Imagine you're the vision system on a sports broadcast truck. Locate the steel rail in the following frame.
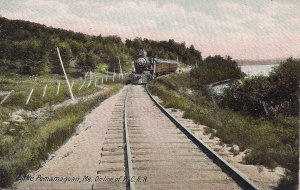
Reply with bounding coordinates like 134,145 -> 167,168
145,84 -> 260,190
123,88 -> 136,190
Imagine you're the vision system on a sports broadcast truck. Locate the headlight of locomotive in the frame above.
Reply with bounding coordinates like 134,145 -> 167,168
135,58 -> 147,68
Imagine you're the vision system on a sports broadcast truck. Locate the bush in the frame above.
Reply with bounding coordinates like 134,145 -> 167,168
221,76 -> 271,117
276,171 -> 299,190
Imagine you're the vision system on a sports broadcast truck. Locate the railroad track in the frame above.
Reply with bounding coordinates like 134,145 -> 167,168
95,85 -> 259,190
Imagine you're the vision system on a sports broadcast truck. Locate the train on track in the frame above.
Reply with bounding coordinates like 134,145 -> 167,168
131,49 -> 178,84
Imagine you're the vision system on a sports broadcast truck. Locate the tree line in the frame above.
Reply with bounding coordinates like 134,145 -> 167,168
125,38 -> 202,64
0,17 -> 202,76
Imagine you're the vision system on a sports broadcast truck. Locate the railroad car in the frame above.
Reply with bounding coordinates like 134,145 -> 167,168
131,49 -> 178,84
154,58 -> 178,76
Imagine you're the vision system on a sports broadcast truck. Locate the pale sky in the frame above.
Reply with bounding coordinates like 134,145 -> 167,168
0,0 -> 299,59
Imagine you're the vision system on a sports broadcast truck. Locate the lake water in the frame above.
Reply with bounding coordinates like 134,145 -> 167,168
239,64 -> 279,76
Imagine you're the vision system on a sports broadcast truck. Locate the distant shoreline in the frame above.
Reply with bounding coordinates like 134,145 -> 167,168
236,59 -> 283,66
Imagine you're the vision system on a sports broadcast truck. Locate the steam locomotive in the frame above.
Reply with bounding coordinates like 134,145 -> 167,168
131,49 -> 178,84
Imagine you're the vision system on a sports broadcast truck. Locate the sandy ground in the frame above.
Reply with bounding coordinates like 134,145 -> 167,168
152,95 -> 286,190
15,86 -> 128,189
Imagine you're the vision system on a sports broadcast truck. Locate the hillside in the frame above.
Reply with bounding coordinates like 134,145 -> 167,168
0,17 -> 202,76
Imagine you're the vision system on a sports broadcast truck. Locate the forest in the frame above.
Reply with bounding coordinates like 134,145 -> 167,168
0,17 -> 202,76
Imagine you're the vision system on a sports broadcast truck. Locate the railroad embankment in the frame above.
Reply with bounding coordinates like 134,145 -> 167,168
148,63 -> 298,190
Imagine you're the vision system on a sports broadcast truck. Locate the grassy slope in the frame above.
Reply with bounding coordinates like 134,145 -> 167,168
0,74 -> 118,110
0,83 -> 123,187
148,73 -> 298,189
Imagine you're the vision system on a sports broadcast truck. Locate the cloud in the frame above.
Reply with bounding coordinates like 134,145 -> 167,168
0,0 -> 299,59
